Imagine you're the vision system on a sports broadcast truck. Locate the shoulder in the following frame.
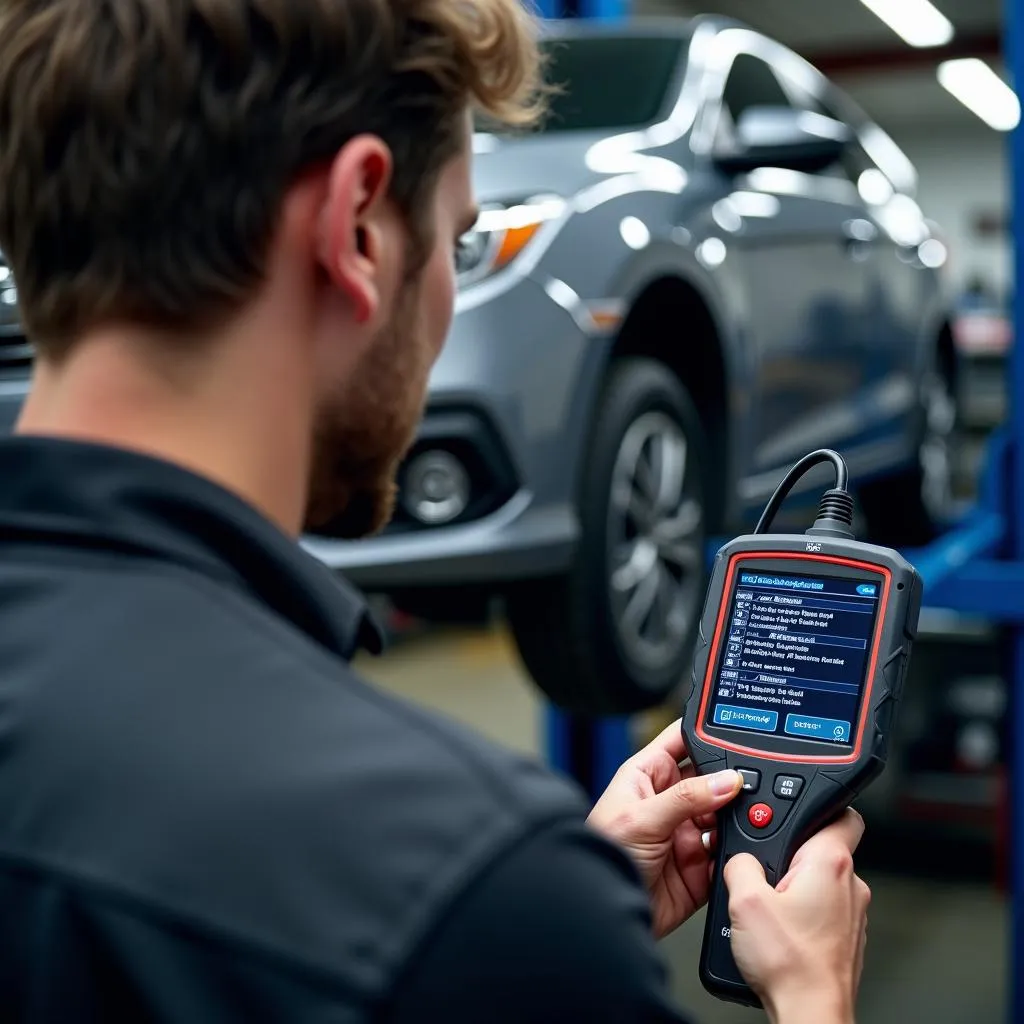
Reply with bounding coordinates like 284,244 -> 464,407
180,655 -> 596,1001
42,548 -> 588,830
78,564 -> 593,976
18,558 -> 596,997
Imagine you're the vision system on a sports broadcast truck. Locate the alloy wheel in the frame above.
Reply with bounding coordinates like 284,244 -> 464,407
607,411 -> 705,672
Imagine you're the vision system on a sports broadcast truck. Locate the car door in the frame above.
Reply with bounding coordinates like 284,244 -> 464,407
782,77 -> 926,481
692,32 -> 879,509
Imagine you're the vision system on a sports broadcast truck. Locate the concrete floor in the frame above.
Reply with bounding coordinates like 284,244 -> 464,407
356,622 -> 1009,1023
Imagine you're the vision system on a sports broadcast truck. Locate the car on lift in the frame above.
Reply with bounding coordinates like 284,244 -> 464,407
0,16 -> 958,716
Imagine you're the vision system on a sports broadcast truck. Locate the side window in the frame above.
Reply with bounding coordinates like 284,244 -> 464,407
724,54 -> 794,121
715,54 -> 794,151
768,68 -> 876,187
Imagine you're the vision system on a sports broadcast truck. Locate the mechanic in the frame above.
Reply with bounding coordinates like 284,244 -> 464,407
0,1 -> 869,1022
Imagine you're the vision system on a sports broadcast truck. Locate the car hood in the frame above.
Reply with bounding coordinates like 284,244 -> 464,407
471,130 -> 616,204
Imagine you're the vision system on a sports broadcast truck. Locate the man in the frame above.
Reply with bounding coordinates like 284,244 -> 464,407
0,1 -> 869,1021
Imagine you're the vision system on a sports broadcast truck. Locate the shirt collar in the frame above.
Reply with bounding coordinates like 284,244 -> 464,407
0,436 -> 385,660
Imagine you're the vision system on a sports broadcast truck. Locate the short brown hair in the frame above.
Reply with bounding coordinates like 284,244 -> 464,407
0,0 -> 545,355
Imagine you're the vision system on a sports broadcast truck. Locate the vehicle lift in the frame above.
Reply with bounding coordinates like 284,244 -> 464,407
537,0 -> 1024,1019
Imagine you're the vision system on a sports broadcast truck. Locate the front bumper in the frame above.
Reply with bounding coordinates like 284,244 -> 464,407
0,369 -> 579,588
303,489 -> 578,588
303,273 -> 606,590
0,273 -> 605,592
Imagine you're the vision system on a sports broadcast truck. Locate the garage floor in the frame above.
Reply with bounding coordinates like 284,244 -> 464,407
356,623 -> 1008,1024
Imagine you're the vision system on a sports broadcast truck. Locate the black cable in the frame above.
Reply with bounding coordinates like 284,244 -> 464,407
754,449 -> 851,536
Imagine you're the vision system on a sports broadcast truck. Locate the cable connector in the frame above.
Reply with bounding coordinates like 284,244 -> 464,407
754,449 -> 851,536
806,488 -> 856,540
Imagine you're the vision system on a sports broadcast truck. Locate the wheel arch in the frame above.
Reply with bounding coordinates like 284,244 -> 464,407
607,274 -> 732,531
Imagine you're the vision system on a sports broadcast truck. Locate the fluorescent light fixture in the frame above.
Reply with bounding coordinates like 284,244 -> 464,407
937,59 -> 1021,132
858,0 -> 954,48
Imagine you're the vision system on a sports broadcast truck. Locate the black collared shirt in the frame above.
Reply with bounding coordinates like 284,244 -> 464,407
0,437 -> 690,1023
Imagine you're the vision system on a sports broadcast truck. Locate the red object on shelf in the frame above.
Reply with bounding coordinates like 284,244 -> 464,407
953,312 -> 1013,357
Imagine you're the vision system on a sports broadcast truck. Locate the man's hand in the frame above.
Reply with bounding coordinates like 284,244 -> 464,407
725,809 -> 870,1024
587,720 -> 743,938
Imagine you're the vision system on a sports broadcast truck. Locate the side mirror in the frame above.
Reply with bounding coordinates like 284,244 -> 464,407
713,107 -> 853,176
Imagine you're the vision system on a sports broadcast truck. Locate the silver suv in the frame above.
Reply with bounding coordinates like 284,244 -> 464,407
0,17 -> 957,715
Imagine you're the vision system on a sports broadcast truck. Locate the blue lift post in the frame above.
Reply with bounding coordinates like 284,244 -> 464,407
1007,1 -> 1023,1019
531,0 -> 560,17
910,8 -> 1024,1015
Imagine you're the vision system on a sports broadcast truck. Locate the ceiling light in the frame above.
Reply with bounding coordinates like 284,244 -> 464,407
937,59 -> 1021,132
858,0 -> 954,48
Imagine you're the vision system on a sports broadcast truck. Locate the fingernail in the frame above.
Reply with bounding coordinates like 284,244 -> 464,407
709,769 -> 741,796
701,831 -> 712,851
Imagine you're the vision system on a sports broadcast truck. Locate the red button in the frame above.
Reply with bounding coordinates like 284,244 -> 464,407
748,803 -> 774,829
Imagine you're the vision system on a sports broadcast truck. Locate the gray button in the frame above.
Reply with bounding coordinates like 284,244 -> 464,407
737,768 -> 761,792
773,774 -> 805,800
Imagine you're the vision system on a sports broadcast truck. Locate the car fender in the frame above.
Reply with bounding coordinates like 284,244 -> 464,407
607,240 -> 746,391
523,180 -> 751,396
528,234 -> 749,526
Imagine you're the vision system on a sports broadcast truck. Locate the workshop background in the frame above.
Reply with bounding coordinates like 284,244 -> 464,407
358,2 -> 1014,1021
0,0 -> 1019,1020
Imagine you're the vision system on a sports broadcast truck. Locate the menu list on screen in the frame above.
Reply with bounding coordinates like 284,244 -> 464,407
707,568 -> 881,745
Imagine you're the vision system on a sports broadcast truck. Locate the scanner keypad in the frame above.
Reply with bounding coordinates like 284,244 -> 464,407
773,774 -> 805,801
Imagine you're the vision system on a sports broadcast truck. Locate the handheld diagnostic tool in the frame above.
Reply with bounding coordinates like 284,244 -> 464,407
681,450 -> 922,1007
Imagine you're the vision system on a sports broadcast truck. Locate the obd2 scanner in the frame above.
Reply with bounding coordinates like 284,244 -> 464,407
681,450 -> 922,1007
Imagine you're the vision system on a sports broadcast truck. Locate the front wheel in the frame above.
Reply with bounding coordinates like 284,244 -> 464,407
506,358 -> 710,715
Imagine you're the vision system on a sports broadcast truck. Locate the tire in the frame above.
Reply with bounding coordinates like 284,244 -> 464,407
858,362 -> 958,549
505,358 -> 710,715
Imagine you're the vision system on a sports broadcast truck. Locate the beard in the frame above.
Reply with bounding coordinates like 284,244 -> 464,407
303,276 -> 433,540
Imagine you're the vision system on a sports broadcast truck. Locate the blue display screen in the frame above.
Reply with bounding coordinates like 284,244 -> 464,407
706,569 -> 882,745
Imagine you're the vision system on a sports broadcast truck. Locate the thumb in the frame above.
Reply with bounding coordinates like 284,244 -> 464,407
723,851 -> 769,901
640,769 -> 743,837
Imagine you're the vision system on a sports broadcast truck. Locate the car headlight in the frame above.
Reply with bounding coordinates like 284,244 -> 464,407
456,196 -> 566,288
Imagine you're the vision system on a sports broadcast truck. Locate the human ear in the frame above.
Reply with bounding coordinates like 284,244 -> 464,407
317,135 -> 394,325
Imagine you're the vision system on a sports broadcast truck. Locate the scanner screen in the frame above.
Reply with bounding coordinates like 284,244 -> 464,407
705,568 -> 882,746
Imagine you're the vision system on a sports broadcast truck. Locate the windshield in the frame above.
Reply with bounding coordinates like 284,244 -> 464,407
477,34 -> 687,135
